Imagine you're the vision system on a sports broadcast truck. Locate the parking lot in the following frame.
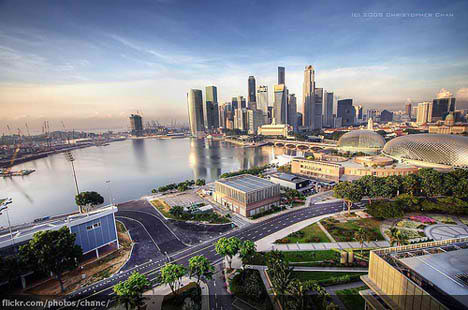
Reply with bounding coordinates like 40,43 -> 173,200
162,192 -> 205,207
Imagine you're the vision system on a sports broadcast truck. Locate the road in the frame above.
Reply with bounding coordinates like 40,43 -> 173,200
62,199 -> 349,309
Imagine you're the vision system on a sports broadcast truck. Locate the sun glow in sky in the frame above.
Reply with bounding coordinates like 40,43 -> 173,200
1,0 -> 468,133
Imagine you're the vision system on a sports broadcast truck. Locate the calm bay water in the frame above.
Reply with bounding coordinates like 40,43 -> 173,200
1,138 -> 290,226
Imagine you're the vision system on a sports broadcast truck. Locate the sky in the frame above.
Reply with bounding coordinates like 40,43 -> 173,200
1,0 -> 468,133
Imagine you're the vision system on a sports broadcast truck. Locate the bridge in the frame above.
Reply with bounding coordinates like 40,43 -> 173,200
266,139 -> 338,150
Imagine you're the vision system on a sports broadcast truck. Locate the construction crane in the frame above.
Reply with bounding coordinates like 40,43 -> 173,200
61,121 -> 70,145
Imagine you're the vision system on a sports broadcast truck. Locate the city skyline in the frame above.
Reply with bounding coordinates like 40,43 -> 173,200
1,0 -> 468,134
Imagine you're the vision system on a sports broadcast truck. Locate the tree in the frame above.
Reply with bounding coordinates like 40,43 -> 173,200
169,206 -> 184,217
195,179 -> 206,186
454,179 -> 468,199
215,237 -> 242,269
244,271 -> 264,302
75,191 -> 104,213
401,174 -> 421,196
188,255 -> 214,285
333,181 -> 364,215
266,250 -> 293,309
239,240 -> 257,268
418,168 -> 443,197
389,228 -> 408,247
384,175 -> 402,197
0,256 -> 22,288
354,228 -> 369,254
287,279 -> 311,310
113,272 -> 151,310
161,263 -> 187,295
19,226 -> 82,292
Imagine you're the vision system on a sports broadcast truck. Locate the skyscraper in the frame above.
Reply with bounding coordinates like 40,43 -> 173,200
314,87 -> 323,129
416,101 -> 432,124
287,94 -> 297,132
323,91 -> 333,127
278,66 -> 285,84
432,97 -> 456,121
337,99 -> 355,127
302,65 -> 315,128
204,86 -> 219,130
187,89 -> 204,136
248,76 -> 256,107
231,97 -> 238,110
237,96 -> 246,109
405,103 -> 412,118
380,109 -> 393,123
355,105 -> 363,122
247,109 -> 264,134
274,84 -> 288,124
257,85 -> 269,112
129,114 -> 144,136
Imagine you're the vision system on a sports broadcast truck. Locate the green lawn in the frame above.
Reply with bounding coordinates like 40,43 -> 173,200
336,285 -> 368,310
276,223 -> 330,243
291,271 -> 366,287
283,250 -> 337,262
321,218 -> 385,242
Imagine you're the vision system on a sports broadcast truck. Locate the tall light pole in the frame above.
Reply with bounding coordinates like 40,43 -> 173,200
64,151 -> 80,196
0,198 -> 15,250
105,180 -> 114,206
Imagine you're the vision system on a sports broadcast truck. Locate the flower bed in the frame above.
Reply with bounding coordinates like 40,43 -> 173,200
396,219 -> 424,229
409,215 -> 436,224
431,215 -> 457,224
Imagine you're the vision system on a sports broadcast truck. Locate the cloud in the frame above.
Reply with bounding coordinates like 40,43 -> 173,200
436,88 -> 453,99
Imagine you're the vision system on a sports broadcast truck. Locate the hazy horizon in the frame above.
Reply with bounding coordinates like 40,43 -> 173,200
1,0 -> 468,134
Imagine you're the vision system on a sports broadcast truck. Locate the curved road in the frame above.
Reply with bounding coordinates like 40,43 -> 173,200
62,200 -> 348,309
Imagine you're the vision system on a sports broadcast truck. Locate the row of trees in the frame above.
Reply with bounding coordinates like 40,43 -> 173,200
219,165 -> 269,179
152,179 -> 206,193
334,168 -> 468,214
114,254 -> 215,310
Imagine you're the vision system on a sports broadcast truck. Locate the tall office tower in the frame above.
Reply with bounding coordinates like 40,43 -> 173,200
248,76 -> 256,106
204,86 -> 218,130
278,66 -> 285,84
267,106 -> 273,124
237,96 -> 246,109
432,97 -> 456,121
287,94 -> 297,132
355,105 -> 363,122
313,87 -> 323,129
323,91 -> 334,128
247,109 -> 264,134
405,103 -> 412,119
380,109 -> 393,123
367,109 -> 377,121
231,97 -> 238,110
257,85 -> 269,120
187,89 -> 204,136
337,99 -> 355,127
302,65 -> 315,128
416,101 -> 433,124
274,84 -> 288,124
218,104 -> 226,128
296,113 -> 303,129
129,114 -> 144,136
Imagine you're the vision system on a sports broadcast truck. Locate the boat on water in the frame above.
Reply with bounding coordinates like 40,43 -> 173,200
0,169 -> 36,177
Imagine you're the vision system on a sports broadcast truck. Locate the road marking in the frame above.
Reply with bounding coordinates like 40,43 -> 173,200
115,216 -> 161,251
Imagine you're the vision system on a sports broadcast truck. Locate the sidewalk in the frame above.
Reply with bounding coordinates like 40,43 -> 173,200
245,265 -> 367,273
269,240 -> 389,252
144,276 -> 209,310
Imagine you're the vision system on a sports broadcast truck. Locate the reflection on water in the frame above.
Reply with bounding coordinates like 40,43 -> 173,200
1,138 -> 291,226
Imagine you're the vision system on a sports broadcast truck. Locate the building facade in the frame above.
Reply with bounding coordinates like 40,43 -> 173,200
214,174 -> 280,217
247,109 -> 264,134
269,173 -> 310,190
416,101 -> 433,124
129,114 -> 144,136
323,91 -> 334,128
337,99 -> 355,127
257,85 -> 269,116
274,84 -> 288,124
380,109 -> 393,123
187,89 -> 204,136
302,65 -> 315,128
287,93 -> 297,132
278,66 -> 285,84
204,86 -> 219,130
248,76 -> 256,108
258,123 -> 290,137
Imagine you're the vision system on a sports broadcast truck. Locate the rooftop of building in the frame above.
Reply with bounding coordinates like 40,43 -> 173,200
375,238 -> 468,308
216,174 -> 278,193
269,173 -> 308,183
0,205 -> 117,249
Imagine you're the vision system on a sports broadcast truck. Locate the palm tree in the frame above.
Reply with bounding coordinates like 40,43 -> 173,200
354,228 -> 368,254
396,230 -> 409,246
389,227 -> 400,246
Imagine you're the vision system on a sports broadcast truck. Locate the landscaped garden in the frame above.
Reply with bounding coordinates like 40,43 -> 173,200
321,217 -> 385,242
229,269 -> 273,310
292,271 -> 366,287
151,199 -> 231,224
275,223 -> 330,243
161,282 -> 201,310
336,285 -> 368,310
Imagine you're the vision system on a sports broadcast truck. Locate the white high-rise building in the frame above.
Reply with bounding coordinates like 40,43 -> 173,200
416,101 -> 433,124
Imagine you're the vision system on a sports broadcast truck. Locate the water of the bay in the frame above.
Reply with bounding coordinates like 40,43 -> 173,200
1,138 -> 293,226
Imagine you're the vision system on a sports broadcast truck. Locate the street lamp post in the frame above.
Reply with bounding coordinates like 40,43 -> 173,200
105,180 -> 114,206
64,151 -> 80,196
0,198 -> 15,250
